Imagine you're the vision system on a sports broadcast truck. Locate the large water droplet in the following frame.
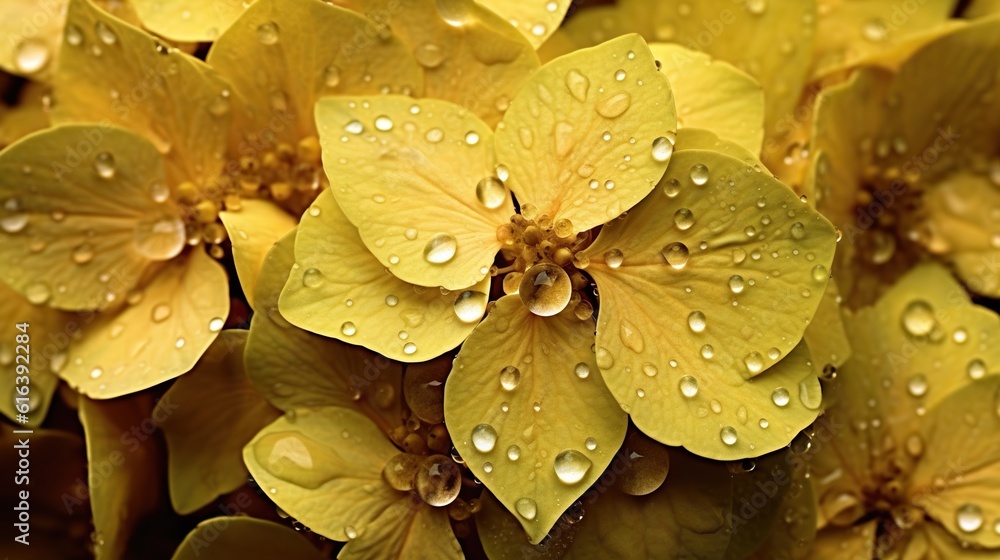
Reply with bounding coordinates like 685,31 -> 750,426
679,375 -> 699,398
907,374 -> 928,397
956,503 -> 984,533
515,498 -> 538,520
689,164 -> 709,185
382,452 -> 421,491
720,426 -> 738,446
476,177 -> 507,209
453,290 -> 487,323
574,362 -> 590,379
417,455 -> 462,506
471,423 -> 497,453
651,135 -> 675,163
554,449 -> 592,484
134,215 -> 186,261
604,248 -> 624,269
519,262 -> 572,317
771,387 -> 790,407
744,352 -> 764,374
423,233 -> 457,264
673,208 -> 694,230
14,38 -> 50,74
499,366 -> 521,391
901,300 -> 935,336
687,311 -> 706,333
661,242 -> 690,269
507,445 -> 521,461
967,359 -> 987,380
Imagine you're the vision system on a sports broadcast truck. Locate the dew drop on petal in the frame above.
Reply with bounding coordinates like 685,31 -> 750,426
341,322 -> 356,336
574,362 -> 590,379
689,164 -> 709,185
651,135 -> 675,162
604,248 -> 624,268
453,290 -> 487,323
499,366 -> 521,391
679,375 -> 699,398
374,115 -> 394,131
423,234 -> 457,264
515,498 -> 538,520
133,215 -> 187,261
471,423 -> 497,453
720,426 -> 738,446
771,387 -> 790,407
901,300 -> 936,336
476,177 -> 507,209
661,242 -> 690,269
14,38 -> 50,74
519,262 -> 571,317
687,311 -> 706,333
256,22 -> 280,45
302,268 -> 324,288
554,449 -> 592,484
956,503 -> 984,533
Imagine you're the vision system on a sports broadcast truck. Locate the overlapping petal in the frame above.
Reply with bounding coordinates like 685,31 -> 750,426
157,330 -> 280,514
246,230 -> 405,431
579,149 -> 835,457
279,191 -> 489,362
0,125 -> 178,311
444,295 -> 627,543
477,0 -> 570,48
315,95 -> 510,290
54,0 -> 232,187
495,33 -> 676,233
538,6 -> 628,63
172,517 -> 325,560
131,0 -> 247,43
219,199 -> 296,310
649,43 -> 764,154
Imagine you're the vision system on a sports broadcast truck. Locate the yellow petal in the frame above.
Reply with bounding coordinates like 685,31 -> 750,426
172,516 -> 325,560
54,0 -> 231,186
922,173 -> 1000,296
315,95 -> 510,290
244,408 -> 462,559
810,521 -> 877,559
579,148 -> 835,457
477,0 -> 570,48
0,125 -> 182,311
0,0 -> 66,78
649,43 -> 764,154
159,330 -> 280,514
477,449 -> 733,558
495,34 -> 676,233
619,0 -> 817,145
0,283 -> 70,426
909,376 -> 1000,549
803,278 -> 852,370
131,0 -> 246,42
219,200 -> 296,311
811,0 -> 955,78
336,0 -> 539,127
444,295 -> 627,543
206,0 -> 423,149
968,0 -> 1000,17
247,229 -> 405,432
79,393 -> 164,560
61,249 -> 230,399
537,6 -> 629,63
279,191 -> 488,362
0,82 -> 50,148
919,521 -> 1000,559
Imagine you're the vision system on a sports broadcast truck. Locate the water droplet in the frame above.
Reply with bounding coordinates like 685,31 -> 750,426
94,21 -> 118,45
700,345 -> 715,359
687,311 -> 706,333
345,120 -> 364,134
256,22 -> 280,45
417,455 -> 462,507
595,92 -> 631,118
902,300 -> 936,336
151,303 -> 171,323
673,208 -> 694,230
423,234 -> 457,264
519,262 -> 572,317
604,248 -> 624,268
585,438 -> 597,451
341,322 -> 356,336
729,275 -> 746,294
661,242 -> 690,269
771,387 -> 790,407
745,0 -> 767,15
554,449 -> 592,484
65,25 -> 84,47
414,42 -> 445,68
94,152 -> 115,179
956,503 -> 984,533
13,38 -> 50,74
134,215 -> 186,260
565,69 -> 590,102
25,282 -> 51,305
574,362 -> 590,379
499,366 -> 521,391
302,268 -> 324,288
651,135 -> 675,162
1,213 -> 28,233
403,342 -> 417,355
452,290 -> 487,323
689,164 -> 709,185
90,367 -> 103,379
679,376 -> 699,398
720,426 -> 738,446
464,131 -> 480,145
967,359 -> 987,380
614,69 -> 626,81
515,498 -> 538,520
476,177 -> 507,209
790,222 -> 806,240
619,318 -> 644,353
507,445 -> 521,460
72,244 -> 95,264
471,423 -> 497,453
744,352 -> 764,374
208,317 -> 224,332
374,115 -> 394,131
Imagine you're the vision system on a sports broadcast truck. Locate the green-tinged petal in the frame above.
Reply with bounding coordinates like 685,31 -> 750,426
810,264 -> 1000,529
649,43 -> 764,154
0,125 -> 180,311
0,284 -> 70,426
495,34 -> 675,233
909,376 -> 1000,549
538,6 -> 628,63
280,191 -> 488,362
247,230 -> 405,431
673,127 -> 767,167
922,173 -> 1000,296
61,249 -> 229,399
54,0 -> 231,186
809,521 -> 876,559
477,0 -> 569,47
477,449 -> 733,559
172,516 -> 325,560
80,393 -> 164,560
132,0 -> 247,43
444,295 -> 627,543
315,95 -> 510,290
244,411 -> 464,560
337,0 -> 539,127
803,279 -> 851,370
158,330 -> 280,514
619,0 -> 816,145
0,0 -> 66,78
579,148 -> 835,457
207,0 -> 422,150
219,200 -> 296,310
811,0 -> 957,78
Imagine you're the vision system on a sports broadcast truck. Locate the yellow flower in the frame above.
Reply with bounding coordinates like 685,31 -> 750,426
809,18 -> 1000,306
0,0 -> 231,398
172,517 -> 327,560
239,230 -> 465,559
809,264 -> 1000,558
279,34 -> 837,541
